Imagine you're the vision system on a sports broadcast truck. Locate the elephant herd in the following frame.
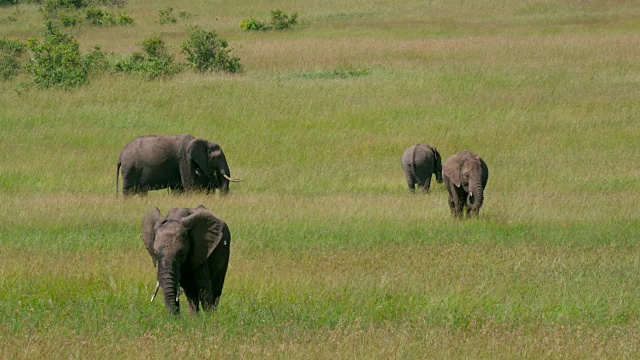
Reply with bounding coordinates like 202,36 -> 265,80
115,134 -> 488,314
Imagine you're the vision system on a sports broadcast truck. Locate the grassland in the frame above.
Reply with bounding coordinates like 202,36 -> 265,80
1,0 -> 640,358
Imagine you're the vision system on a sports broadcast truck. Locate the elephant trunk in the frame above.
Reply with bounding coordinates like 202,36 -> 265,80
158,262 -> 181,315
468,181 -> 484,211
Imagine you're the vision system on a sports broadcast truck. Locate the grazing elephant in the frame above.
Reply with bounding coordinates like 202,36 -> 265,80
401,144 -> 443,193
442,150 -> 489,218
142,205 -> 231,315
116,134 -> 241,196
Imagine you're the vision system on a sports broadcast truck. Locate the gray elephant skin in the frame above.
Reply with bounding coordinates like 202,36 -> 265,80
116,134 -> 241,196
401,144 -> 443,193
142,205 -> 231,314
442,150 -> 489,218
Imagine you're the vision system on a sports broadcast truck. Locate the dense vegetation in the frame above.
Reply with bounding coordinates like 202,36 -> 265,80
1,0 -> 639,358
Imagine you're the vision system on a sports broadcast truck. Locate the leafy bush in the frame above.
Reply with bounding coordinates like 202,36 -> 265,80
25,21 -> 88,88
115,11 -> 133,25
240,17 -> 268,31
158,7 -> 176,24
85,7 -> 112,25
58,11 -> 81,27
240,9 -> 298,32
0,0 -> 18,6
41,0 -> 87,16
114,35 -> 179,79
0,37 -> 25,80
270,9 -> 298,30
83,45 -> 109,73
181,27 -> 242,74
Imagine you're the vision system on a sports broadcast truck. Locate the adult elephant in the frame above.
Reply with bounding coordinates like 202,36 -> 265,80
142,205 -> 231,314
116,134 -> 241,196
401,144 -> 443,193
442,150 -> 489,218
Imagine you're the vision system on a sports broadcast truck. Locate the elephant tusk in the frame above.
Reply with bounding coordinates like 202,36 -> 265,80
150,281 -> 160,302
469,192 -> 474,197
223,174 -> 242,182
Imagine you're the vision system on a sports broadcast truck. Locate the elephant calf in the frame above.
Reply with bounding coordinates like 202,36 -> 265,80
142,205 -> 231,314
116,134 -> 241,196
442,150 -> 489,219
401,144 -> 443,193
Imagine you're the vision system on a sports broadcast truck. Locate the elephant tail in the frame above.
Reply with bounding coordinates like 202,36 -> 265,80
116,161 -> 121,197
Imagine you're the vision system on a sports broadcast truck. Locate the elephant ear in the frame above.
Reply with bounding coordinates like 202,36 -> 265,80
181,209 -> 225,270
443,155 -> 462,188
142,208 -> 163,261
187,138 -> 214,183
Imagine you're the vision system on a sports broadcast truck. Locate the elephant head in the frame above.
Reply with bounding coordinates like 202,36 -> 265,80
142,207 -> 226,314
443,150 -> 489,216
185,138 -> 241,194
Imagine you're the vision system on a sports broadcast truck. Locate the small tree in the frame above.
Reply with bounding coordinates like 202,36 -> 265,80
114,35 -> 180,79
25,21 -> 87,88
181,27 -> 241,74
0,37 -> 25,80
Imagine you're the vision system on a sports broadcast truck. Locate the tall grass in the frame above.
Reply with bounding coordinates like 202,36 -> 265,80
1,0 -> 639,358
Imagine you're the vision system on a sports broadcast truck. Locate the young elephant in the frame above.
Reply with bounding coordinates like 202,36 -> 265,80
401,144 -> 443,193
442,150 -> 489,218
142,205 -> 231,315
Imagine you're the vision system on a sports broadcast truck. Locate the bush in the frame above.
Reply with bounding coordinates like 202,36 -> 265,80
114,35 -> 179,79
181,27 -> 242,74
25,21 -> 88,88
270,9 -> 298,30
240,9 -> 298,32
240,17 -> 268,31
85,7 -> 113,25
83,45 -> 109,73
115,12 -> 133,25
158,7 -> 176,24
0,37 -> 25,80
0,0 -> 18,6
41,0 -> 87,16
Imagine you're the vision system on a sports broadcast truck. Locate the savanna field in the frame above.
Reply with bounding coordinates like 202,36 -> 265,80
1,0 -> 640,358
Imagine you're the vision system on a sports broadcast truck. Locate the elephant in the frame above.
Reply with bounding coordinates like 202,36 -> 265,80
401,144 -> 443,193
116,134 -> 241,196
442,150 -> 489,218
142,205 -> 231,314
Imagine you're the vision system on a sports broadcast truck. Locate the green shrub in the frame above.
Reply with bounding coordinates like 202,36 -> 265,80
85,7 -> 113,25
1,0 -> 18,6
58,11 -> 81,27
83,45 -> 109,73
41,0 -> 87,16
25,21 -> 88,88
240,17 -> 268,31
240,9 -> 298,32
158,7 -> 176,24
181,27 -> 242,74
115,11 -> 133,25
0,37 -> 25,80
270,9 -> 298,30
114,35 -> 179,79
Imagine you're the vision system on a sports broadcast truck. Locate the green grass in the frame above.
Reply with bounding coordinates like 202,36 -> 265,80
1,0 -> 640,358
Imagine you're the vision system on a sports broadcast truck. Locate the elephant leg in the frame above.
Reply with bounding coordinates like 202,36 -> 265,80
419,177 -> 432,193
405,173 -> 416,193
451,191 -> 465,218
210,263 -> 229,309
180,274 -> 200,313
196,267 -> 215,310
